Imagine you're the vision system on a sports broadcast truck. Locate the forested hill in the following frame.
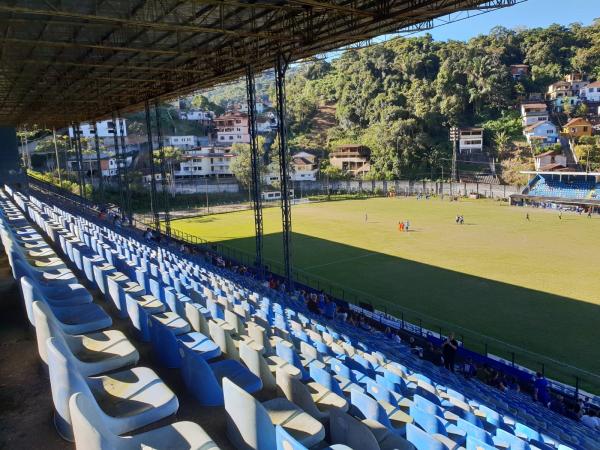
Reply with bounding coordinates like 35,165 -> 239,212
199,22 -> 600,180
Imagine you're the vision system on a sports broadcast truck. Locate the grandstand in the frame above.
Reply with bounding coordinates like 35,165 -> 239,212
512,171 -> 600,208
1,185 -> 599,450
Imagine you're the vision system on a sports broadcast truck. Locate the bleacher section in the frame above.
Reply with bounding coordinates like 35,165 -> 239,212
527,175 -> 596,200
1,185 -> 598,450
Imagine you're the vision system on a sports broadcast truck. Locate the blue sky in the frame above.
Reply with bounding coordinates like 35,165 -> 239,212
414,0 -> 596,41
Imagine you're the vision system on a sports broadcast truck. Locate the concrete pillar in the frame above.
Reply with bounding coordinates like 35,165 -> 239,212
0,127 -> 26,186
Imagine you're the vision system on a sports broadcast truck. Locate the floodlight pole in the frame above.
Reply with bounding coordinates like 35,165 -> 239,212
144,100 -> 160,232
246,64 -> 265,279
92,122 -> 104,204
275,53 -> 293,292
154,100 -> 171,237
111,111 -> 126,218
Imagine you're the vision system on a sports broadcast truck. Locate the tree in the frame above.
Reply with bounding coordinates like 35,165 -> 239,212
191,94 -> 225,115
493,130 -> 511,159
229,136 -> 267,187
574,136 -> 600,171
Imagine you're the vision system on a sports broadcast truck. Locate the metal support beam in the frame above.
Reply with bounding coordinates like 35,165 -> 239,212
154,100 -> 171,237
245,65 -> 264,278
111,111 -> 126,218
92,122 -> 104,204
274,53 -> 293,291
117,112 -> 132,221
74,122 -> 85,198
144,99 -> 160,231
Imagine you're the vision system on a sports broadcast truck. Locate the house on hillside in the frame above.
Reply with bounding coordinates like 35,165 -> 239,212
521,103 -> 549,126
533,150 -> 567,171
291,152 -> 318,181
329,144 -> 370,178
458,128 -> 484,155
581,81 -> 600,103
172,147 -> 235,178
523,121 -> 558,147
215,112 -> 250,145
163,135 -> 205,149
510,64 -> 529,81
562,117 -> 593,139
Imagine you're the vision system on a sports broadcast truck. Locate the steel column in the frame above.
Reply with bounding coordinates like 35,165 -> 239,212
144,99 -> 160,231
274,54 -> 293,291
117,112 -> 132,221
74,122 -> 85,198
92,122 -> 104,204
246,65 -> 264,278
111,111 -> 126,217
154,100 -> 171,237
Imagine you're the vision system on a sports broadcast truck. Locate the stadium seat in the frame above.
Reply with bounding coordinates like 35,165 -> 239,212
32,301 -> 138,374
69,393 -> 219,450
351,389 -> 412,437
46,337 -> 179,441
275,425 -> 352,450
148,314 -> 220,368
223,377 -> 325,450
20,276 -> 112,333
178,340 -> 262,406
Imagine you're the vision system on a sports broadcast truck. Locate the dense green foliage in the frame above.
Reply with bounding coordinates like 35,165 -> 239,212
194,22 -> 600,181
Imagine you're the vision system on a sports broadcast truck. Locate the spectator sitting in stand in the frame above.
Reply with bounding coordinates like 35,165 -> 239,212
306,295 -> 321,315
581,409 -> 600,430
461,358 -> 477,379
549,395 -> 566,415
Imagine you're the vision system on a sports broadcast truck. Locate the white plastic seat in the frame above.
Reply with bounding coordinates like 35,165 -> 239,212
69,393 -> 218,450
32,301 -> 138,375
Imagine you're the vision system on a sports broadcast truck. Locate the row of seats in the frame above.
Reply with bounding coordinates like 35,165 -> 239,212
2,185 -> 595,450
528,176 -> 596,199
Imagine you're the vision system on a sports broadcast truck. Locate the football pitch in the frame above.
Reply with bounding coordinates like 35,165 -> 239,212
170,197 -> 600,387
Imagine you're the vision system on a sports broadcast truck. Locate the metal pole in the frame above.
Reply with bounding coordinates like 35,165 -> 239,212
111,111 -> 126,217
74,123 -> 85,198
92,123 -> 104,204
52,128 -> 62,186
154,100 -> 171,237
246,65 -> 265,279
275,53 -> 293,291
144,100 -> 160,231
117,113 -> 132,221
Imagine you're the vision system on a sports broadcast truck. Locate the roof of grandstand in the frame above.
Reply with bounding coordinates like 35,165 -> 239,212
0,0 -> 518,127
521,171 -> 600,176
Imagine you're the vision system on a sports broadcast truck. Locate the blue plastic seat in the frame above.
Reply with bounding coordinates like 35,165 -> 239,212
406,423 -> 445,450
178,340 -> 261,406
409,405 -> 465,448
148,314 -> 220,368
275,426 -> 351,450
276,342 -> 310,381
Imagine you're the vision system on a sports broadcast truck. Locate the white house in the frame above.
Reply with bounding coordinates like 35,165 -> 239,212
179,109 -> 214,123
100,156 -> 133,177
291,152 -> 319,181
581,81 -> 600,103
521,103 -> 549,126
523,121 -> 558,147
533,150 -> 567,171
256,116 -> 277,133
458,128 -> 484,154
173,147 -> 235,178
163,135 -> 203,149
68,119 -> 127,138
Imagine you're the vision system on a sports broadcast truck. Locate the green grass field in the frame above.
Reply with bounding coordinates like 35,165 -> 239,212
170,197 -> 600,389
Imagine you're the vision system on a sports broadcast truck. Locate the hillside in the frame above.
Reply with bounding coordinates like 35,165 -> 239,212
176,21 -> 600,181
